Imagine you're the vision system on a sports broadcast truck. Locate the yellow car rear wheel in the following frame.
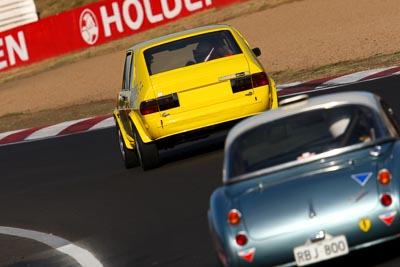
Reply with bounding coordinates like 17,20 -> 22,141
133,127 -> 160,171
117,127 -> 140,169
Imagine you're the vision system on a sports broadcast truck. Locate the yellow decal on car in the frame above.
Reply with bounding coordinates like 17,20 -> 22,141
359,218 -> 371,232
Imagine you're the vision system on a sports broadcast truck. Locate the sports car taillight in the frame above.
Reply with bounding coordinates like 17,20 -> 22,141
140,93 -> 180,115
381,193 -> 392,206
227,209 -> 241,225
378,169 -> 391,185
236,232 -> 248,246
231,72 -> 269,93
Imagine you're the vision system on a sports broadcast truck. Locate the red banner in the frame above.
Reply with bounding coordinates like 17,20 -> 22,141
0,0 -> 247,73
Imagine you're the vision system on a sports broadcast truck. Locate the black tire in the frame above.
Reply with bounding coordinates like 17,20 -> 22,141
133,127 -> 159,171
117,127 -> 140,169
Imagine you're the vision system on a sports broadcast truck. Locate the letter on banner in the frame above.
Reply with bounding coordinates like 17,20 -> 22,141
143,0 -> 163,23
185,0 -> 203,11
123,0 -> 144,30
101,2 -> 124,37
6,31 -> 29,66
161,0 -> 182,19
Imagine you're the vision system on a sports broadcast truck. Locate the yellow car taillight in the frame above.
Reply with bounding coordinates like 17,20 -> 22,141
140,93 -> 180,115
230,72 -> 269,93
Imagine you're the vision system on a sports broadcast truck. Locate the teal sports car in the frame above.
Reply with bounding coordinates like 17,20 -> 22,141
208,91 -> 400,267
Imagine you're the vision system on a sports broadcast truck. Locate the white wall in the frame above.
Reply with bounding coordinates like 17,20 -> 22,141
0,0 -> 38,32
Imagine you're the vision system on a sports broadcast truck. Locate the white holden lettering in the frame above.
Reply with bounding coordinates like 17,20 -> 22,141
123,0 -> 145,30
184,0 -> 203,11
161,0 -> 182,19
100,0 -> 213,35
100,2 -> 124,37
143,0 -> 163,23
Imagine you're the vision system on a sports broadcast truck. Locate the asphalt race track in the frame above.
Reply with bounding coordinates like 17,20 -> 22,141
2,74 -> 400,267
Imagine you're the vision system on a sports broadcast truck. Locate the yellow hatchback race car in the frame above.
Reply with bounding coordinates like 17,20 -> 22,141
113,24 -> 278,171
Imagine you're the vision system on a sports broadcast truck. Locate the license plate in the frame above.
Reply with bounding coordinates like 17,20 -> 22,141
293,235 -> 349,266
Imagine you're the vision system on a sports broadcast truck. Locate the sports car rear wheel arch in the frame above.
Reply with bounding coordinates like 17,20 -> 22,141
133,126 -> 160,171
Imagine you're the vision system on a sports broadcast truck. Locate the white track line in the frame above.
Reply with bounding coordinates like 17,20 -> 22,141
0,226 -> 103,267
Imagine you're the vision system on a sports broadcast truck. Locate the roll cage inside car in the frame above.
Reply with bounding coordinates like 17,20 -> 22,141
144,30 -> 242,75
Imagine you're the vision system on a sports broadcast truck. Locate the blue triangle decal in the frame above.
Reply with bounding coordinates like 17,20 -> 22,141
351,173 -> 372,186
